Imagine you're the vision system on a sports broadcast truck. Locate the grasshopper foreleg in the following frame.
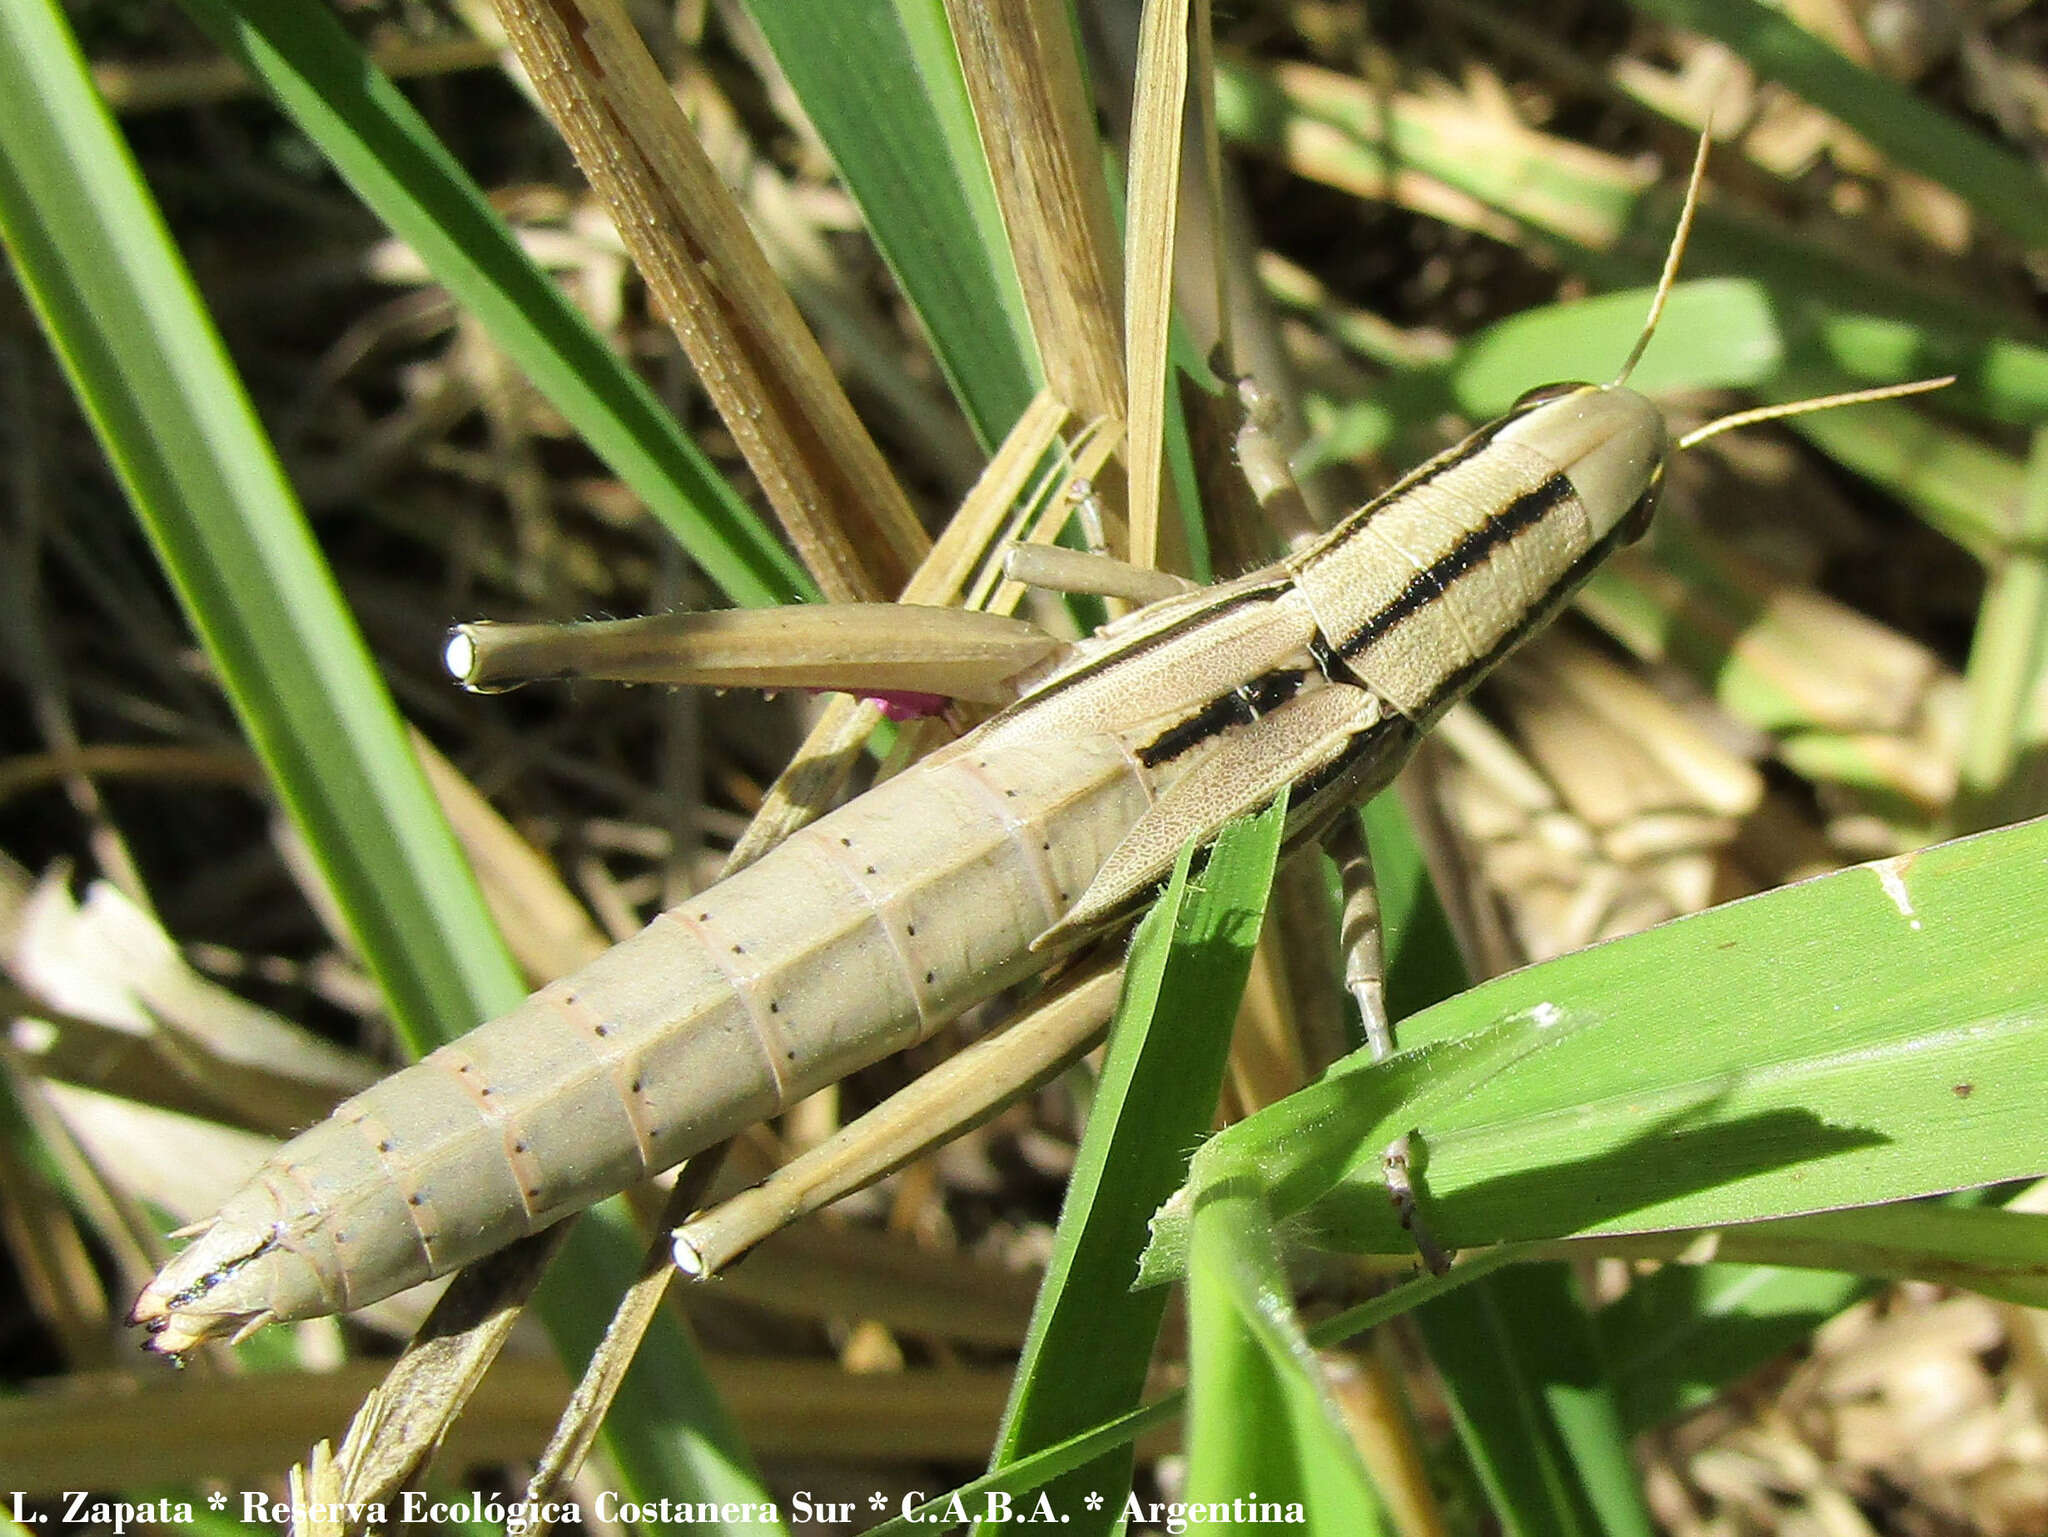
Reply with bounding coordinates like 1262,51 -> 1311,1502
1001,542 -> 1198,606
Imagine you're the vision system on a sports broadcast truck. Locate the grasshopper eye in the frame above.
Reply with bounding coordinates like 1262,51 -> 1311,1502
1512,381 -> 1591,412
1619,466 -> 1664,543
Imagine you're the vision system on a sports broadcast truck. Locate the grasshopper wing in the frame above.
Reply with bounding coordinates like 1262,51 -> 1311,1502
1037,680 -> 1384,946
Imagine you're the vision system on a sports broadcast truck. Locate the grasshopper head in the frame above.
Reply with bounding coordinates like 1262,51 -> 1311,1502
1494,381 -> 1668,546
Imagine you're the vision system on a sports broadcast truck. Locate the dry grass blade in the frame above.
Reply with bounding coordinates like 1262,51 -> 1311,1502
487,0 -> 926,601
9,874 -> 377,1135
4,1353 -> 1036,1490
942,0 -> 1126,426
515,1148 -> 726,1537
290,1441 -> 345,1537
1121,0 -> 1198,573
0,1059 -> 111,1367
912,390 -> 1077,608
975,419 -> 1126,614
718,693 -> 887,877
324,1223 -> 576,1521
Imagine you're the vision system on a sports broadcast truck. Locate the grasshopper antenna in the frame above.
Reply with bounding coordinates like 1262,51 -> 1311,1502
1611,125 -> 1714,390
1677,376 -> 1955,450
1607,124 -> 1955,448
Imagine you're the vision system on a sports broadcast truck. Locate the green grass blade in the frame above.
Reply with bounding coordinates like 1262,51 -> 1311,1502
1165,818 -> 2048,1261
1422,1271 -> 1655,1537
531,1212 -> 779,1528
980,798 -> 1286,1536
737,0 -> 1040,446
1957,427 -> 2048,828
868,1253 -> 1525,1537
1365,805 -> 1652,1537
180,0 -> 808,609
1184,1172 -> 1388,1536
0,4 -> 772,1515
1599,1198 -> 2048,1431
1598,1263 -> 1868,1432
1624,0 -> 2048,248
1453,277 -> 1782,410
0,0 -> 519,1051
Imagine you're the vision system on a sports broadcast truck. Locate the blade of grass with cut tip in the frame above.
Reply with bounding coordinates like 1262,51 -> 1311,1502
0,4 -> 771,1518
978,796 -> 1285,1537
180,0 -> 808,608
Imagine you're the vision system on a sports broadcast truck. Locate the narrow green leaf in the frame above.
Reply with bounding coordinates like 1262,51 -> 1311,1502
0,4 -> 772,1517
1423,1271 -> 1655,1537
737,0 -> 1040,445
1957,426 -> 2048,828
983,797 -> 1286,1536
180,0 -> 809,608
1184,1174 -> 1387,1536
0,0 -> 517,1063
1452,278 -> 1783,412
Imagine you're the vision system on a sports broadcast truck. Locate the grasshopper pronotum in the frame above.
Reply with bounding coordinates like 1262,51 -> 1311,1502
131,134 -> 1947,1357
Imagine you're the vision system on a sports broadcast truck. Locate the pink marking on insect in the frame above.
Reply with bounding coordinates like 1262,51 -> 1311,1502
793,687 -> 955,720
861,690 -> 953,721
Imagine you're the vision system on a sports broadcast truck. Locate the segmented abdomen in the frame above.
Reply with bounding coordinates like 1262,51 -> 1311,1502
138,732 -> 1152,1347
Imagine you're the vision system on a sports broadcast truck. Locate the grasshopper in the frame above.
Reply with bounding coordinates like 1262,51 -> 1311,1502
132,139 -> 1946,1356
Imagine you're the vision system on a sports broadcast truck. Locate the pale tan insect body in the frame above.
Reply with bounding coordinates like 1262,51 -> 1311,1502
134,386 -> 1670,1353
